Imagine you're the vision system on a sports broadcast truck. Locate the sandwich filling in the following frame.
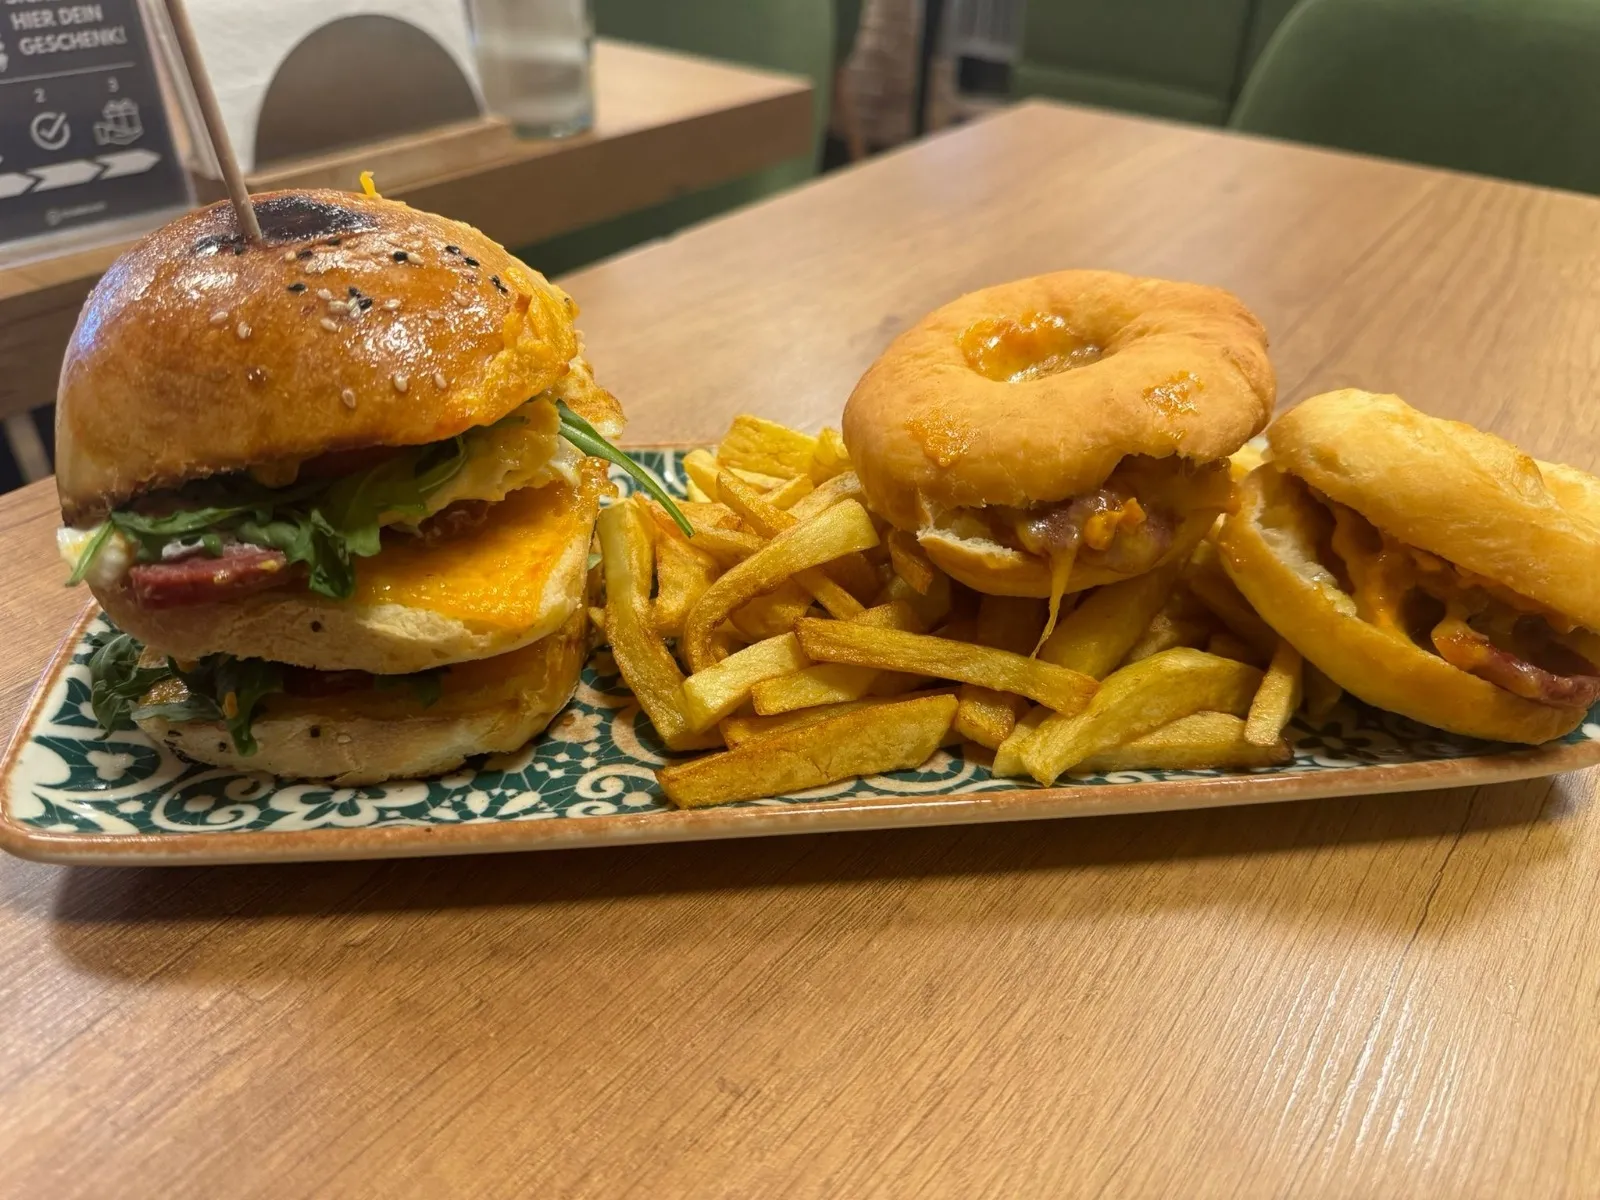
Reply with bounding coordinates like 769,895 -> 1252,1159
1298,475 -> 1600,709
923,455 -> 1234,637
58,393 -> 576,607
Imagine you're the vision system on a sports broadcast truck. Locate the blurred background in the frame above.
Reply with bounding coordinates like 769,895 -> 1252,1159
3,0 -> 1593,491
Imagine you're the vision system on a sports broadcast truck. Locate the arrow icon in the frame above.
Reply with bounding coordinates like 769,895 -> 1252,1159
97,148 -> 161,178
0,150 -> 165,201
30,160 -> 103,191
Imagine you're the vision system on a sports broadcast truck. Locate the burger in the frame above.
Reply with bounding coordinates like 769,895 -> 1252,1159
841,270 -> 1275,627
56,188 -> 676,785
1218,389 -> 1600,744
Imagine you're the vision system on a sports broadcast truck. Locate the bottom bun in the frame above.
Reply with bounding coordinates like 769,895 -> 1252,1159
919,507 -> 1217,598
1216,466 -> 1586,745
135,607 -> 592,786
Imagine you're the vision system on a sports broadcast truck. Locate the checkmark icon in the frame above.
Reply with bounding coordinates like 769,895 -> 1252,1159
30,111 -> 70,152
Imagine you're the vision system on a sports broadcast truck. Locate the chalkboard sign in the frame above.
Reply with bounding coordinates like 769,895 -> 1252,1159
0,0 -> 190,248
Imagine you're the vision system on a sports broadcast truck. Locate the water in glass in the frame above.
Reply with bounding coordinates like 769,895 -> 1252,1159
468,0 -> 594,138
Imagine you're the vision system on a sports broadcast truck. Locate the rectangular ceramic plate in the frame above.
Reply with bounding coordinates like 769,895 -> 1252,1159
5,451 -> 1599,866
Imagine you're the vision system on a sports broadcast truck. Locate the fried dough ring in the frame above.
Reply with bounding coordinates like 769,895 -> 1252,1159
1217,465 -> 1586,745
842,270 -> 1275,536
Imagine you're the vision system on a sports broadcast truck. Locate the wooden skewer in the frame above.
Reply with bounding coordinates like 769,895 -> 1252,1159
160,0 -> 261,244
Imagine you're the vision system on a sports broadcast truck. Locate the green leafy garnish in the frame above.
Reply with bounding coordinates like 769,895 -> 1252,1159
66,396 -> 690,597
85,631 -> 171,734
66,523 -> 116,586
73,437 -> 468,601
557,401 -> 694,537
133,657 -> 285,756
87,631 -> 452,755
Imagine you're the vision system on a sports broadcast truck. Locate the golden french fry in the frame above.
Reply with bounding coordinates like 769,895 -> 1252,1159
721,687 -> 958,749
811,426 -> 852,481
676,526 -> 764,568
1245,640 -> 1304,747
886,530 -> 937,595
787,470 -> 864,521
1080,712 -> 1290,772
975,594 -> 1047,655
651,534 -> 720,638
953,686 -> 1030,749
729,580 -> 814,640
659,694 -> 958,808
682,500 -> 881,672
1207,630 -> 1264,666
750,601 -> 924,714
598,501 -> 721,752
685,479 -> 714,504
1302,661 -> 1342,724
727,467 -> 788,490
1187,540 -> 1280,659
1021,648 -> 1262,785
952,595 -> 1046,748
716,414 -> 818,479
1040,557 -> 1186,678
678,501 -> 744,529
1121,587 -> 1218,666
642,500 -> 758,566
717,469 -> 871,618
794,619 -> 1097,713
866,670 -> 925,697
992,705 -> 1050,777
881,570 -> 953,632
588,605 -> 607,636
681,633 -> 812,733
683,448 -> 722,501
753,663 -> 878,714
764,473 -> 815,509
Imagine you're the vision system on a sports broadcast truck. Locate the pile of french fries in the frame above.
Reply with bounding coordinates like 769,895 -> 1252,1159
595,416 -> 1339,809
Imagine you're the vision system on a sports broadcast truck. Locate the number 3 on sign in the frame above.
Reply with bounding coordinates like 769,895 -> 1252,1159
108,77 -> 119,93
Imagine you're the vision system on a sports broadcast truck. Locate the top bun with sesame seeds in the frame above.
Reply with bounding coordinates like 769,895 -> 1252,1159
55,188 -> 619,525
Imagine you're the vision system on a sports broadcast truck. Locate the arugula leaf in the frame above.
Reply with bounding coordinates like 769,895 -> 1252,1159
85,631 -> 171,735
556,402 -> 694,537
76,436 -> 470,602
65,522 -> 115,586
132,656 -> 284,756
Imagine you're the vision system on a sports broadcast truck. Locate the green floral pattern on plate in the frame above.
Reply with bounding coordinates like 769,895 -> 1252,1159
10,451 -> 1600,837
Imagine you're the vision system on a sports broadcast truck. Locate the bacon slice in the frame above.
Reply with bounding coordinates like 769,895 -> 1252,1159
128,545 -> 295,609
1432,616 -> 1600,709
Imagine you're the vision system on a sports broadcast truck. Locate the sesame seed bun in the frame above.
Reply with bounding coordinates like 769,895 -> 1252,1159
1267,390 -> 1600,630
842,270 -> 1275,534
56,189 -> 605,525
90,458 -> 607,675
133,605 -> 594,787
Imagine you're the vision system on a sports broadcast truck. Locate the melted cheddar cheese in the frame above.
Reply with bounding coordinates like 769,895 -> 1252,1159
355,464 -> 601,630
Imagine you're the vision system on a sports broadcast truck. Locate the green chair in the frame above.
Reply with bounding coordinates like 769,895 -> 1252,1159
519,0 -> 834,277
1012,0 -> 1260,125
1231,0 -> 1600,195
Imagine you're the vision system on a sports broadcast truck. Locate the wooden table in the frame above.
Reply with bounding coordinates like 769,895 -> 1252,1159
4,101 -> 1600,1196
0,39 -> 813,424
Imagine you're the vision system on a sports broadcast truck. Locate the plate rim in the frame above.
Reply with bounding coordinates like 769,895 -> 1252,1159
6,604 -> 1599,866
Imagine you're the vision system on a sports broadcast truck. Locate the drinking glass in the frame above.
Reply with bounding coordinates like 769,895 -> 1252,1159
466,0 -> 594,138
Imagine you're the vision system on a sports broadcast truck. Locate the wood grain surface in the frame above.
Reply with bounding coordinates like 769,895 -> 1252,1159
0,40 -> 813,423
4,101 -> 1600,1197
